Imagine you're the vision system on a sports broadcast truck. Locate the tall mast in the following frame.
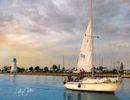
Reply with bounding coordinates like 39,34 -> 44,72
63,56 -> 64,68
90,0 -> 94,77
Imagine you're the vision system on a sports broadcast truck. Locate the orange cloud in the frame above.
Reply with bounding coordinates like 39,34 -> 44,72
0,36 -> 7,44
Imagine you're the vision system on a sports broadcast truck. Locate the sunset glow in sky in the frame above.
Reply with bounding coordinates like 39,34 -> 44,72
0,0 -> 130,68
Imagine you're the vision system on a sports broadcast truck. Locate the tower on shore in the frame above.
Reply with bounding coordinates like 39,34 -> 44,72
10,58 -> 17,73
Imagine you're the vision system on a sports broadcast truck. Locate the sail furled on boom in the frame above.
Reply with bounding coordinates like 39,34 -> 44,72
77,19 -> 92,72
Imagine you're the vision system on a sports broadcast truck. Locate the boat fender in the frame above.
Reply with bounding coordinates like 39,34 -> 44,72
64,81 -> 66,84
63,76 -> 67,84
78,83 -> 81,88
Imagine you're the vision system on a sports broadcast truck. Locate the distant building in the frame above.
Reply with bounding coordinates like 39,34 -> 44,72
10,58 -> 17,73
124,68 -> 130,74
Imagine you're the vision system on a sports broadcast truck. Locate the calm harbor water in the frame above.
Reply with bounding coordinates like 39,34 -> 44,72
0,74 -> 130,100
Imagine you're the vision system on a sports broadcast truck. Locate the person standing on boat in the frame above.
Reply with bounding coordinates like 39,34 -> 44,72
67,76 -> 73,82
77,70 -> 84,81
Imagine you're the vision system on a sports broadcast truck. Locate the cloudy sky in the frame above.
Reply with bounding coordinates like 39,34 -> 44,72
0,0 -> 130,68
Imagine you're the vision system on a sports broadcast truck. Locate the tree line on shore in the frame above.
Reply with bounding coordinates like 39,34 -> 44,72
1,64 -> 70,73
0,63 -> 126,74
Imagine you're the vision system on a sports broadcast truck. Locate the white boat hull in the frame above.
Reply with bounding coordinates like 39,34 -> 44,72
64,81 -> 120,93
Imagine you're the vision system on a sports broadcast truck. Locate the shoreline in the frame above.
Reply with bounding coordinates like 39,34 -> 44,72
0,72 -> 130,78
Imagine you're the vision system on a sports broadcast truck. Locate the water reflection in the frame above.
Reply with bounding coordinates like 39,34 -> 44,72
0,75 -> 130,100
64,89 -> 119,100
9,74 -> 16,85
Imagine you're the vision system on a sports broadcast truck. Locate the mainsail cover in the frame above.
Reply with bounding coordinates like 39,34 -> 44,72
77,19 -> 92,72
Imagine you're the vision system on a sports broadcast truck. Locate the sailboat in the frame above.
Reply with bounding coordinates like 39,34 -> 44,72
64,0 -> 121,93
